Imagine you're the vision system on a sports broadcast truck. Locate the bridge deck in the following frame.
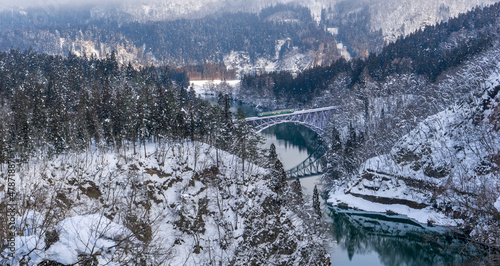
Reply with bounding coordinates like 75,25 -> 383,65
246,107 -> 334,178
245,106 -> 339,121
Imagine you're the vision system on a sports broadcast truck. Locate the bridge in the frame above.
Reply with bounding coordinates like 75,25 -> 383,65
246,106 -> 337,179
286,145 -> 327,179
245,106 -> 338,135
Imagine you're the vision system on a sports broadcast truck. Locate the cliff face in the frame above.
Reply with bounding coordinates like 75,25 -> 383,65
329,71 -> 500,245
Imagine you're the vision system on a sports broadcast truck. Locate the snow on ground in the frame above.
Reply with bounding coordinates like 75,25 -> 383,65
189,79 -> 240,95
1,141 -> 263,264
328,190 -> 461,226
495,197 -> 500,212
328,68 -> 500,228
8,214 -> 131,265
47,214 -> 130,265
1,140 -> 328,265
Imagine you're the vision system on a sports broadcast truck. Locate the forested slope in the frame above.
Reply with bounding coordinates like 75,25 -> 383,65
0,4 -> 339,71
240,2 -> 500,107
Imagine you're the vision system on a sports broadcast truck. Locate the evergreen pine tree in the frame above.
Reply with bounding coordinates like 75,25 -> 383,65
269,143 -> 278,166
313,185 -> 321,219
291,178 -> 303,204
271,159 -> 287,195
223,94 -> 232,126
331,126 -> 341,151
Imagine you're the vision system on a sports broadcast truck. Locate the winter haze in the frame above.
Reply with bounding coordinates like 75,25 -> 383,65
0,0 -> 500,265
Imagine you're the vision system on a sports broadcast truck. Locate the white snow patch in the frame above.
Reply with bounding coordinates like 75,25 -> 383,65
190,79 -> 240,95
3,214 -> 131,265
327,28 -> 339,35
328,190 -> 461,226
47,214 -> 131,265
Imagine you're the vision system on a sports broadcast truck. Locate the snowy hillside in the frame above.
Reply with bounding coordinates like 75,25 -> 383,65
223,48 -> 314,77
89,0 -> 336,22
328,70 -> 500,243
365,0 -> 498,42
1,142 -> 330,265
90,0 -> 498,43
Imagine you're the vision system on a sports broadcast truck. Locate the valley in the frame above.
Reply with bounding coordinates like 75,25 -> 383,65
0,1 -> 499,265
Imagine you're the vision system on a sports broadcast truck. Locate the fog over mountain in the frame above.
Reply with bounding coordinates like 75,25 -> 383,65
5,0 -> 497,38
1,0 -> 335,18
1,0 -> 314,10
1,0 -> 115,8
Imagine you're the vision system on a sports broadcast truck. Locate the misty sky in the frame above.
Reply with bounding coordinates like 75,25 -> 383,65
0,0 -> 299,9
0,0 -> 299,12
2,0 -> 122,8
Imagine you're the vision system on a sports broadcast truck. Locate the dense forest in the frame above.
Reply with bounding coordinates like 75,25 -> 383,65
0,49 -> 261,163
321,4 -> 385,58
240,2 -> 500,106
0,4 -> 339,67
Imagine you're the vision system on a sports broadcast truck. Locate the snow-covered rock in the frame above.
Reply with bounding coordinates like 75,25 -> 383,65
5,214 -> 131,265
223,47 -> 313,78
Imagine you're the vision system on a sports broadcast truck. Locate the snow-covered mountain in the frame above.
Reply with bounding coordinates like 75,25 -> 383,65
89,0 -> 336,22
329,66 -> 500,243
87,0 -> 500,69
90,0 -> 499,40
366,0 -> 499,42
1,0 -> 497,74
3,0 -> 498,45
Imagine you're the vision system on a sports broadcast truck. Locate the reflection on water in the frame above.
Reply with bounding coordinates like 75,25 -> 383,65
260,124 -> 323,195
261,132 -> 308,170
327,206 -> 473,266
262,123 -> 320,155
